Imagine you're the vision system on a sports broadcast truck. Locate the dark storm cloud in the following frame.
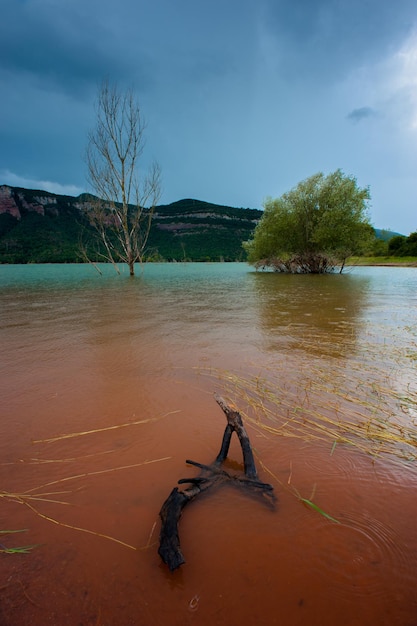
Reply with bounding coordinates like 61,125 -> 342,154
0,0 -> 153,96
260,0 -> 417,82
0,0 -> 259,102
1,0 -> 417,234
347,107 -> 377,122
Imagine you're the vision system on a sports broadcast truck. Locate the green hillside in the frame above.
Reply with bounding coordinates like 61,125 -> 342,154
0,186 -> 261,263
148,199 -> 261,261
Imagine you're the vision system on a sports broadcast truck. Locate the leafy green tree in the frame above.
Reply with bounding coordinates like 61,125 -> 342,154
371,237 -> 389,257
404,232 -> 417,256
244,170 -> 373,273
388,235 -> 406,254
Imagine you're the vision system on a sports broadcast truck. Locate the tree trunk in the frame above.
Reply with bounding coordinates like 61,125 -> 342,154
158,394 -> 276,571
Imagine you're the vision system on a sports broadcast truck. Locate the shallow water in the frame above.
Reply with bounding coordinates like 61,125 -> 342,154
0,263 -> 416,625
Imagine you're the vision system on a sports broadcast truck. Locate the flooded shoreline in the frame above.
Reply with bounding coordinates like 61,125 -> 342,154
1,263 -> 416,625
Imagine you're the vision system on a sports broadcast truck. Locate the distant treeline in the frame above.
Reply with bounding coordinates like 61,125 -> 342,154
384,232 -> 417,257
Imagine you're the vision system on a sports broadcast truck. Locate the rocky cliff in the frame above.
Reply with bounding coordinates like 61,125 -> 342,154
0,185 -> 64,219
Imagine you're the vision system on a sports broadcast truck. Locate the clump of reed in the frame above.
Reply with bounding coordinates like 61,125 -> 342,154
1,412 -> 177,551
198,359 -> 417,463
196,352 -> 416,524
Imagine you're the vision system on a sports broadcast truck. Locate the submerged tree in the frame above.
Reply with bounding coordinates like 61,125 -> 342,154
84,80 -> 161,276
244,170 -> 373,273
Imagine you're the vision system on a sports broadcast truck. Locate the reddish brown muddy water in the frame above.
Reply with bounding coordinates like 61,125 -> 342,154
1,263 -> 417,626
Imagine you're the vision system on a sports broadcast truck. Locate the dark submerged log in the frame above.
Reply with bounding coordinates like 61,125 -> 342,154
213,393 -> 259,479
158,394 -> 276,571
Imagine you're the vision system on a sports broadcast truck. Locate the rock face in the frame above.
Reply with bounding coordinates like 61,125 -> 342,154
0,186 -> 21,219
0,185 -> 61,219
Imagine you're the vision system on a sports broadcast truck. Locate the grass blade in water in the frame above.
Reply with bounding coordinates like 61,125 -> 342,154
300,498 -> 340,524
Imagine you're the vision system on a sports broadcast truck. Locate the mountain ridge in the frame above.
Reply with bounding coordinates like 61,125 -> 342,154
0,185 -> 262,263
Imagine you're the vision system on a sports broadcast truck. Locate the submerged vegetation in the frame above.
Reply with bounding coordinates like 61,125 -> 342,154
0,414 -> 173,552
198,351 -> 417,463
1,331 -> 416,540
244,170 -> 374,273
3,344 -> 416,541
0,529 -> 37,554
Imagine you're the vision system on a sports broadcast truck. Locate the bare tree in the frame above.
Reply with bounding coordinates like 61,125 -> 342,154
84,80 -> 161,276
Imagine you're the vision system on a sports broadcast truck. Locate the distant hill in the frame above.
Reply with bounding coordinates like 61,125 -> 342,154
374,228 -> 404,241
0,185 -> 403,264
0,185 -> 261,263
149,198 -> 261,261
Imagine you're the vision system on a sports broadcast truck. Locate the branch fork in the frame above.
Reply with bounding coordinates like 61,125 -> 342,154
158,394 -> 276,571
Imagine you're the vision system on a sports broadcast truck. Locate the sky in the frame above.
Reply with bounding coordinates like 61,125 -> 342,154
1,0 -> 416,235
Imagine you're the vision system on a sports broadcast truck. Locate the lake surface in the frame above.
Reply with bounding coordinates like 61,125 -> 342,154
1,262 -> 416,625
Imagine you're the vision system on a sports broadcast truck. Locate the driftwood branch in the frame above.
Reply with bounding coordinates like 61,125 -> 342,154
158,394 -> 276,571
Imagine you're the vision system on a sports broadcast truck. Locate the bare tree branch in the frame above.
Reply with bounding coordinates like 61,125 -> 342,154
83,80 -> 161,276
